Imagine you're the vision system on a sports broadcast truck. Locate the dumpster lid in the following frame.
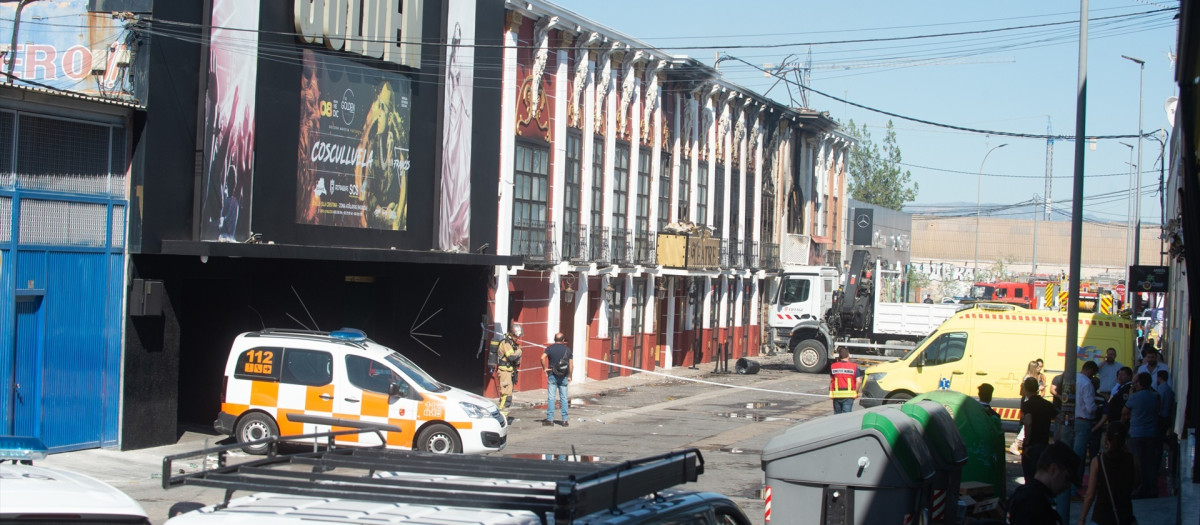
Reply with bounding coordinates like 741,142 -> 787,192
901,400 -> 969,467
860,409 -> 936,482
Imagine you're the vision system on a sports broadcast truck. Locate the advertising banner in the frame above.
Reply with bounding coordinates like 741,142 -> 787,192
199,0 -> 259,242
438,0 -> 476,252
0,0 -> 140,102
296,49 -> 412,230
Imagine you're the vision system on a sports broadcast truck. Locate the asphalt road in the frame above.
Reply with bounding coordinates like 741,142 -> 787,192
504,352 -> 831,522
32,352 -> 1189,524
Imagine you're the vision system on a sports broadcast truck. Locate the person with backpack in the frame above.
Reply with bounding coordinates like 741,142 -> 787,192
541,333 -> 573,427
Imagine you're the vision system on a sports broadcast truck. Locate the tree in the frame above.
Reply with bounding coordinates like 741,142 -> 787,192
843,119 -> 918,210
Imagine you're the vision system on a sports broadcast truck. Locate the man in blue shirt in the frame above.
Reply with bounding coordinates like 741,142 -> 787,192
1123,372 -> 1161,498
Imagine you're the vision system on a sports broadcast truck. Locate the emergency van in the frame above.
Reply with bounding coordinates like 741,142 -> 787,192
214,328 -> 507,455
859,304 -> 1136,421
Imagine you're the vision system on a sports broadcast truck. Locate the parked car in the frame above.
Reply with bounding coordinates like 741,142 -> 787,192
0,436 -> 150,524
215,328 -> 507,455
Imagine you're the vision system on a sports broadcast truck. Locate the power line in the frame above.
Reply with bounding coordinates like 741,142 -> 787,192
722,55 -> 1153,140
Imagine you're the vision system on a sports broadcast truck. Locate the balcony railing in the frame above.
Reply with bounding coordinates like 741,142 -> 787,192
511,219 -> 556,265
719,239 -> 730,269
612,228 -> 634,266
563,221 -> 587,263
728,239 -> 741,269
745,240 -> 759,269
634,231 -> 656,265
762,242 -> 781,271
589,226 -> 610,263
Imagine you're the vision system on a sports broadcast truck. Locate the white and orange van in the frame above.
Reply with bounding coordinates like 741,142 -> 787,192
214,328 -> 507,454
860,304 -> 1136,422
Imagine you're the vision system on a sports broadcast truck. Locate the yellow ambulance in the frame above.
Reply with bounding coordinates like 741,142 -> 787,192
214,328 -> 507,455
859,304 -> 1136,421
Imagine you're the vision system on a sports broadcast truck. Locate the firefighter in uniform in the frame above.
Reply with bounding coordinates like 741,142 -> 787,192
495,324 -> 522,422
829,348 -> 863,414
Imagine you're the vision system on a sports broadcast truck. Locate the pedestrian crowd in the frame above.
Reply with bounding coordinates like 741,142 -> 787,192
1007,340 -> 1177,525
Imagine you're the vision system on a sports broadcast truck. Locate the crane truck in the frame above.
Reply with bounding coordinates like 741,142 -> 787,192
768,249 -> 961,373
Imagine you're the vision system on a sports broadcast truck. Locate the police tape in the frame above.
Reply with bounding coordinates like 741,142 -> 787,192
490,328 -> 902,402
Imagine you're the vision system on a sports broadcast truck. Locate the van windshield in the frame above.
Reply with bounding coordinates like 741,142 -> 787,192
385,351 -> 449,393
970,285 -> 994,300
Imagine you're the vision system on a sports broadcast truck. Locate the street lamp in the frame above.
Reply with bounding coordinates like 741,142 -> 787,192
1122,54 -> 1145,267
975,143 -> 1008,274
1119,141 -> 1135,272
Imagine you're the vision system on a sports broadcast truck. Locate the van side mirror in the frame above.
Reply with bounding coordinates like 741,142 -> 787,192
910,353 -> 924,367
389,382 -> 409,397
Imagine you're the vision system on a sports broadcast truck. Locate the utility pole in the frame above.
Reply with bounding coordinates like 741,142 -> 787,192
1122,55 -> 1145,268
1062,2 -> 1088,522
1032,194 -> 1040,275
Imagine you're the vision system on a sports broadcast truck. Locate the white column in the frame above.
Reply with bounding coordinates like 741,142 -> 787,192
749,276 -> 760,339
572,272 -> 588,382
647,72 -> 662,234
752,117 -> 763,247
627,61 -> 642,240
733,277 -> 743,330
736,109 -> 748,259
670,95 -> 681,224
551,35 -> 569,263
718,275 -> 728,341
579,42 -> 596,249
597,274 -> 611,338
705,94 -> 716,229
720,99 -> 732,239
664,277 -> 676,368
602,53 -> 616,236
547,271 -> 562,344
622,273 -> 633,336
493,271 -> 510,340
701,276 -> 712,331
497,14 -> 520,256
644,274 -> 657,345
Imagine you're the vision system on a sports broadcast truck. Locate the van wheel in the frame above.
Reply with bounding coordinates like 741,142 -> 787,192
792,339 -> 828,373
885,392 -> 914,405
416,423 -> 461,454
235,412 -> 279,455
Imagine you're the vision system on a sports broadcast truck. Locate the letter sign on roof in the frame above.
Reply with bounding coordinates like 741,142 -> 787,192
294,0 -> 423,69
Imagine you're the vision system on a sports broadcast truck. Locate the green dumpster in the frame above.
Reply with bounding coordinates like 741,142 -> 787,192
911,390 -> 1005,501
900,400 -> 969,525
762,408 -> 935,524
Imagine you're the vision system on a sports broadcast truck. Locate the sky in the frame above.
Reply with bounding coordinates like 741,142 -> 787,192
549,0 -> 1179,225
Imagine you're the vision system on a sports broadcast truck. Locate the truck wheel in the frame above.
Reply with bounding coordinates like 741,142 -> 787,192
235,412 -> 279,455
416,423 -> 462,454
885,392 -> 914,405
792,339 -> 828,373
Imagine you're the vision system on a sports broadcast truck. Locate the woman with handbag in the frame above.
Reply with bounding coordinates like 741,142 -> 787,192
1078,422 -> 1138,525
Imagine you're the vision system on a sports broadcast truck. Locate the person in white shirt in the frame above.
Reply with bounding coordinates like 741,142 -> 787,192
1136,348 -> 1169,384
1096,347 -> 1123,396
1072,361 -> 1100,467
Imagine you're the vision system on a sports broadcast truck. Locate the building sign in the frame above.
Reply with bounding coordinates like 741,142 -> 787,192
199,0 -> 259,242
657,233 -> 687,267
0,0 -> 141,103
294,0 -> 423,69
852,208 -> 873,246
438,0 -> 475,252
296,49 -> 412,230
657,232 -> 720,269
1129,265 -> 1168,293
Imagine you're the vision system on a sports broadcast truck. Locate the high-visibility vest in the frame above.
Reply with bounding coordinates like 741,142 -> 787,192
829,361 -> 859,398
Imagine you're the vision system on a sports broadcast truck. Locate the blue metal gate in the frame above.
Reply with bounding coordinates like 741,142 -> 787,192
0,110 -> 127,452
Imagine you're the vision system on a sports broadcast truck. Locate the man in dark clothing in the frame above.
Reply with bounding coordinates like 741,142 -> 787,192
1007,442 -> 1080,525
977,383 -> 1001,419
1020,376 -> 1058,483
541,333 -> 573,427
